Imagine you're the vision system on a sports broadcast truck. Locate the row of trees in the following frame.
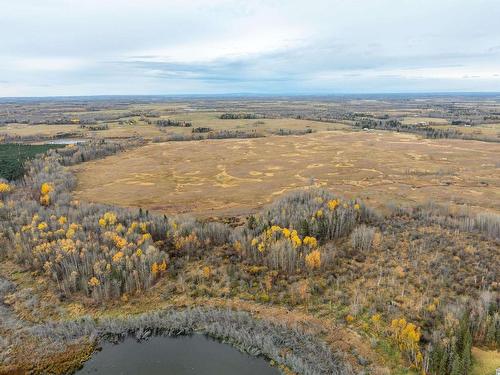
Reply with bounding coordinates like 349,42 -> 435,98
156,119 -> 192,127
155,129 -> 264,142
219,113 -> 263,119
355,118 -> 499,142
79,124 -> 109,131
356,118 -> 463,139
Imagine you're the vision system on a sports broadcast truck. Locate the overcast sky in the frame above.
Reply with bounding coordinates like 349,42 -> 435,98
1,0 -> 500,96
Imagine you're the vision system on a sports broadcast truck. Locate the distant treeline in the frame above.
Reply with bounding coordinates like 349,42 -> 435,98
219,113 -> 263,120
153,129 -> 264,142
79,124 -> 109,131
192,127 -> 212,133
483,115 -> 500,121
293,115 -> 353,125
207,129 -> 264,139
58,138 -> 145,166
0,118 -> 97,126
355,118 -> 461,139
156,119 -> 192,128
355,118 -> 499,142
271,128 -> 314,136
0,110 -> 161,126
451,120 -> 472,125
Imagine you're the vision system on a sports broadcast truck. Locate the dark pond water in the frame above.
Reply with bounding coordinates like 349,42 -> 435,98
78,334 -> 281,375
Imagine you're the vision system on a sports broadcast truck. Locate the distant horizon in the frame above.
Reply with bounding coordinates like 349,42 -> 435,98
2,91 -> 500,101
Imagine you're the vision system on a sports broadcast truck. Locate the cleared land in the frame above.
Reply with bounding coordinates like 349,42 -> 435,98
72,130 -> 500,216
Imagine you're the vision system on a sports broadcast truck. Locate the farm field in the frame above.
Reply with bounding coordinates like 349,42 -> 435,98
0,113 -> 347,141
72,130 -> 500,217
0,123 -> 82,137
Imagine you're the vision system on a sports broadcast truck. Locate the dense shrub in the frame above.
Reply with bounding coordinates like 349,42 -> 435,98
192,127 -> 212,133
156,119 -> 192,127
256,189 -> 366,240
219,113 -> 263,119
160,130 -> 264,142
207,129 -> 264,139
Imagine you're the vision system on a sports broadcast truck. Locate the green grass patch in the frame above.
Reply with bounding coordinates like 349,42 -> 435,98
0,143 -> 63,180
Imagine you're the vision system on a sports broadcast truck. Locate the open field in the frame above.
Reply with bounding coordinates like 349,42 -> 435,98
429,123 -> 500,137
2,95 -> 500,143
72,130 -> 500,217
471,347 -> 500,375
0,113 -> 347,142
0,123 -> 82,137
401,116 -> 449,125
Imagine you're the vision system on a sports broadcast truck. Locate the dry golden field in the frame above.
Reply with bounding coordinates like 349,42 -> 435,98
401,116 -> 449,125
0,123 -> 82,137
0,114 -> 347,141
72,130 -> 500,217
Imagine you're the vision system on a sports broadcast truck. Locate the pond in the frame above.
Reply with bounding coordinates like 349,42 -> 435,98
78,334 -> 281,375
45,138 -> 87,145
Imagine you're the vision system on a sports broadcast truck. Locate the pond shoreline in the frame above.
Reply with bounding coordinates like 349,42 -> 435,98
78,334 -> 281,375
15,308 -> 353,375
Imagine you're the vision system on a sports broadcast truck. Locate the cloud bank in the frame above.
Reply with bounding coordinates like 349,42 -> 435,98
1,0 -> 499,96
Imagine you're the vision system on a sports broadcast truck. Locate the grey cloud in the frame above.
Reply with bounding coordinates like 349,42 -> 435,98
1,0 -> 500,96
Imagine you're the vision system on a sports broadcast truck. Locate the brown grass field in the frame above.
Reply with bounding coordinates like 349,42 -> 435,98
0,123 -> 83,137
470,347 -> 500,375
0,114 -> 348,141
72,130 -> 500,217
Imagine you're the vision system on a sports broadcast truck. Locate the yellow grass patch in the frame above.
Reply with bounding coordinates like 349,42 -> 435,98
471,347 -> 500,375
72,131 -> 500,216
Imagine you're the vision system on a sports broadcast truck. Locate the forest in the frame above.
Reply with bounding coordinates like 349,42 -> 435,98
0,143 -> 62,180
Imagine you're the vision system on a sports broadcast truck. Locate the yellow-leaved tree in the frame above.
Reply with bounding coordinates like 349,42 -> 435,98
305,250 -> 321,270
0,182 -> 12,195
40,182 -> 54,206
